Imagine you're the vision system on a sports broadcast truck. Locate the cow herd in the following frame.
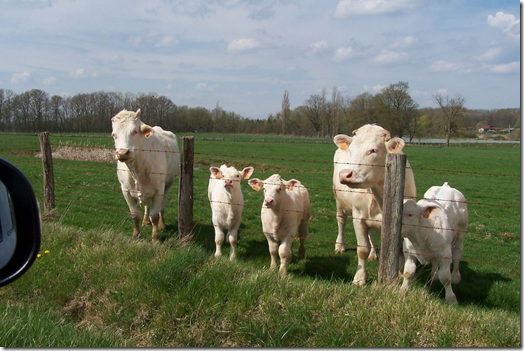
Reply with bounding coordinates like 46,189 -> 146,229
111,109 -> 468,304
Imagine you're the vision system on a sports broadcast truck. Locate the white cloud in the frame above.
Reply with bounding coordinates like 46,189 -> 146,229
437,88 -> 448,95
373,50 -> 407,65
471,48 -> 501,62
363,84 -> 386,92
110,55 -> 124,64
429,60 -> 464,72
391,36 -> 418,49
227,38 -> 261,53
43,76 -> 57,85
334,0 -> 418,17
196,82 -> 219,91
491,61 -> 519,74
69,68 -> 87,78
333,46 -> 355,62
11,71 -> 30,84
155,36 -> 178,47
487,12 -> 520,33
308,41 -> 329,55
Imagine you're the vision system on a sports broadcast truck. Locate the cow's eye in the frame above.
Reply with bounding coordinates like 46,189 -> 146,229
369,148 -> 378,154
131,130 -> 138,136
112,133 -> 117,139
278,187 -> 282,192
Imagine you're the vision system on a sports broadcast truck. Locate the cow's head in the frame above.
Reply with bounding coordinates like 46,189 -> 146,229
248,174 -> 300,209
210,165 -> 254,192
334,124 -> 405,191
111,109 -> 154,162
401,199 -> 444,239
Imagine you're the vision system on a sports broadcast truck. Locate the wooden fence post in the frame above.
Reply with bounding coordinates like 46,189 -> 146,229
38,131 -> 55,219
378,153 -> 406,284
178,136 -> 194,239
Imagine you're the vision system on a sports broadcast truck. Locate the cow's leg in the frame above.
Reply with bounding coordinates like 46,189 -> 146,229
266,236 -> 279,270
352,219 -> 370,286
158,183 -> 173,230
297,219 -> 308,259
335,206 -> 347,254
278,236 -> 294,275
228,228 -> 239,261
367,229 -> 377,261
401,254 -> 417,293
451,232 -> 465,284
142,203 -> 151,227
437,255 -> 457,304
214,225 -> 225,258
122,190 -> 142,238
149,195 -> 164,243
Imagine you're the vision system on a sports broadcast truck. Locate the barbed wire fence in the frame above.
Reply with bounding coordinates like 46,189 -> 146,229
33,133 -> 520,280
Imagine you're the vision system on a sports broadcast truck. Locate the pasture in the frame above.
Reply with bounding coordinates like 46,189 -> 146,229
0,132 -> 520,347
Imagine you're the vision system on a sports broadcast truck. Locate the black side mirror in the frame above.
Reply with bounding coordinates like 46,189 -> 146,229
0,157 -> 41,288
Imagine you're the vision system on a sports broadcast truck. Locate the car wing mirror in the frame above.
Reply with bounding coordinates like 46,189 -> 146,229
0,157 -> 41,288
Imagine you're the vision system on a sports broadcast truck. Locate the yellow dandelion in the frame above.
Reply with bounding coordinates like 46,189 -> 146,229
44,250 -> 50,254
37,254 -> 41,258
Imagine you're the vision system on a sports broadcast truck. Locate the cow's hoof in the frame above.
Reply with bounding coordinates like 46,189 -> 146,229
334,247 -> 345,254
352,280 -> 366,286
132,233 -> 141,240
152,235 -> 161,244
446,295 -> 458,305
368,252 -> 378,261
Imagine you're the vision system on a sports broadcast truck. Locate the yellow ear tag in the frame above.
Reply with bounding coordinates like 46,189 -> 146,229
253,183 -> 261,191
340,142 -> 348,150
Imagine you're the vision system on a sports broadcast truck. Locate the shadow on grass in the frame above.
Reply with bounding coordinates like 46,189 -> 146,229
411,262 -> 517,313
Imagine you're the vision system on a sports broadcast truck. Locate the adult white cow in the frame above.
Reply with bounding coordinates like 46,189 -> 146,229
208,164 -> 254,260
111,109 -> 180,243
248,174 -> 310,274
333,124 -> 417,285
401,182 -> 468,304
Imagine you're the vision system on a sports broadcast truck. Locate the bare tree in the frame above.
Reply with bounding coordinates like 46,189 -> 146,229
281,90 -> 290,135
303,94 -> 326,137
433,93 -> 466,147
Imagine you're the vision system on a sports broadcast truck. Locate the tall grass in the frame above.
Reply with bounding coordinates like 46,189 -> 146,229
0,132 -> 520,347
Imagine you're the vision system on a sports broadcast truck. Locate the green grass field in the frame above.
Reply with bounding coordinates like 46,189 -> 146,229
0,132 -> 520,347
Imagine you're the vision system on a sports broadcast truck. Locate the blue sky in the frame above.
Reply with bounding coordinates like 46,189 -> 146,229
0,0 -> 520,119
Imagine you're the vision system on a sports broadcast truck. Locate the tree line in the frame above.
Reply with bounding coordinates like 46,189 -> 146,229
0,83 -> 519,144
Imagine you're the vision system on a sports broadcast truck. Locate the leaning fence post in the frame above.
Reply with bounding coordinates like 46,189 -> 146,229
378,153 -> 406,284
178,136 -> 194,240
38,131 -> 55,219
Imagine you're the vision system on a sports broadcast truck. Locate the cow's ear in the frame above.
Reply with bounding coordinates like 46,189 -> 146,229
140,124 -> 154,137
422,206 -> 439,219
333,134 -> 352,150
135,109 -> 141,119
210,167 -> 222,179
241,167 -> 254,179
386,137 -> 405,154
248,178 -> 263,191
286,179 -> 300,191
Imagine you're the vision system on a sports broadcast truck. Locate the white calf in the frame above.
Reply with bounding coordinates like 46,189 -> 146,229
401,182 -> 468,304
248,174 -> 310,274
208,164 -> 254,260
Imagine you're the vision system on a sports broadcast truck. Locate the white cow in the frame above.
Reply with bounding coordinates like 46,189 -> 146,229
401,182 -> 468,304
333,124 -> 417,285
208,164 -> 254,260
248,174 -> 310,274
111,109 -> 180,242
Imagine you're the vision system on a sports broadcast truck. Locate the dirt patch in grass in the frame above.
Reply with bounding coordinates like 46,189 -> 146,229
36,144 -> 115,164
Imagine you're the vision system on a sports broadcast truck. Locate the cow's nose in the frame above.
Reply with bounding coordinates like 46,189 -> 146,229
339,169 -> 354,184
115,148 -> 130,160
264,198 -> 274,207
224,180 -> 233,187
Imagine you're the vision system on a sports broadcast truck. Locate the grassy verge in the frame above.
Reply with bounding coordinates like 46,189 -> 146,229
0,223 -> 519,347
